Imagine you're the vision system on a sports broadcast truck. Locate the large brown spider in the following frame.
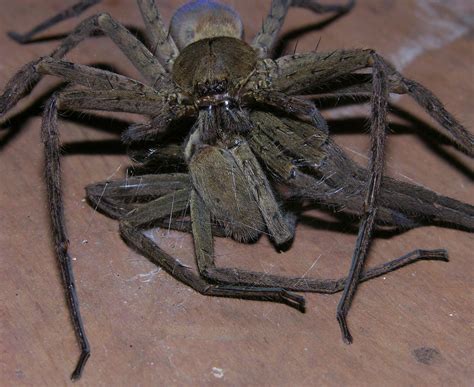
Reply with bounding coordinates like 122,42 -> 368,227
1,0 -> 473,381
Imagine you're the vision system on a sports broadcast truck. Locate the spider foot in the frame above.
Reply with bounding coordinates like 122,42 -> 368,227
70,348 -> 90,381
7,31 -> 29,44
419,249 -> 449,262
337,311 -> 353,345
281,290 -> 306,313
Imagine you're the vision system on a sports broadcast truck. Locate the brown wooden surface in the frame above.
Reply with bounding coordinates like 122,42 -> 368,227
0,0 -> 473,385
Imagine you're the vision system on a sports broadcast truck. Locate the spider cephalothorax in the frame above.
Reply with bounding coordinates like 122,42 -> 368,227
1,0 -> 473,381
174,37 -> 257,143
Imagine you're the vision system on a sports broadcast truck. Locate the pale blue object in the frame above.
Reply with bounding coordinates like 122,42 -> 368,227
170,0 -> 243,49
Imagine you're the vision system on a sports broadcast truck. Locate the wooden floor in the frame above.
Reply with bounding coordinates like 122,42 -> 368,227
0,0 -> 472,385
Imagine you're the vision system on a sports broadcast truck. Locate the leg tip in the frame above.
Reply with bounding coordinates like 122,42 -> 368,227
70,349 -> 90,381
282,290 -> 306,313
420,249 -> 449,263
337,310 -> 353,344
342,332 -> 353,345
436,249 -> 449,262
7,31 -> 28,44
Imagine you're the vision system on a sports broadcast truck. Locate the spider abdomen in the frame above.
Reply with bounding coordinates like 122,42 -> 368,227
189,145 -> 265,242
169,0 -> 243,49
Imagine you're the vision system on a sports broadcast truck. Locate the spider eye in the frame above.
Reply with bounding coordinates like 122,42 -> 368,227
170,0 -> 243,49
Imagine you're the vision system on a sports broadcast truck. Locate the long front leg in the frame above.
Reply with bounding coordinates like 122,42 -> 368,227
35,57 -> 155,92
311,73 -> 474,157
39,92 -> 185,379
252,0 -> 291,58
53,88 -> 194,139
56,88 -> 179,116
264,49 -> 473,156
1,12 -> 167,117
41,95 -> 89,380
336,53 -> 389,344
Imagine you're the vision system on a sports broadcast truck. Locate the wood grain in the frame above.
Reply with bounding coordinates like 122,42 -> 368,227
0,0 -> 472,385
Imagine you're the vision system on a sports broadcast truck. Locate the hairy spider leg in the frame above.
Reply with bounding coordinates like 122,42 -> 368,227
8,0 -> 101,43
255,52 -> 390,343
36,57 -> 155,92
85,174 -> 449,294
252,0 -> 355,58
138,0 -> 180,70
316,144 -> 474,230
38,84 -> 190,378
333,53 -> 390,344
246,91 -> 329,133
86,173 -> 191,218
121,222 -> 306,308
0,12 -> 168,117
312,74 -> 473,156
267,49 -> 473,155
0,2 -> 180,378
41,96 -> 89,380
57,88 -> 173,116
